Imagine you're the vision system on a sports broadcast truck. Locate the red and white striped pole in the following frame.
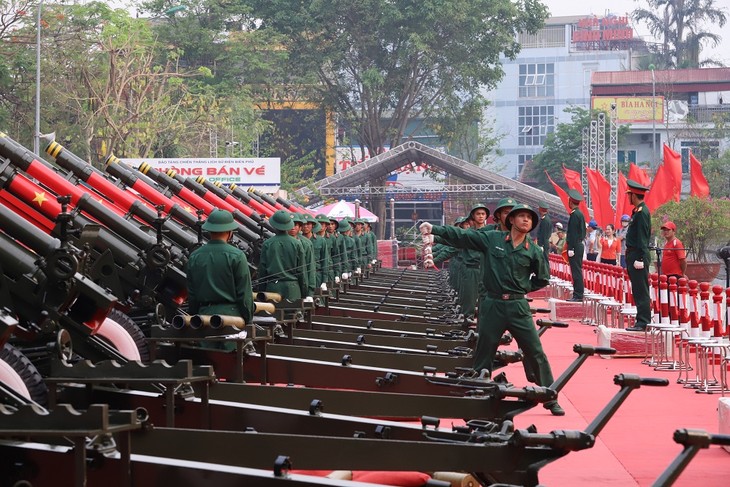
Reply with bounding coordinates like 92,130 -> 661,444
688,280 -> 700,338
699,282 -> 712,339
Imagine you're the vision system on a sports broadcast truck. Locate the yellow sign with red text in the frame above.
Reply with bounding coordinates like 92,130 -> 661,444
592,96 -> 664,123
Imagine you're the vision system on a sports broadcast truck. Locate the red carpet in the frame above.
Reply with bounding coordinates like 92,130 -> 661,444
506,297 -> 728,486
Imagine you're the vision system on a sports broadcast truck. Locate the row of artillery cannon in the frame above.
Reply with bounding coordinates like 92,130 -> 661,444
0,132 -> 726,487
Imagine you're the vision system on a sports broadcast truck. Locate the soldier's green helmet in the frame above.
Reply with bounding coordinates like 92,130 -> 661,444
337,219 -> 351,232
201,209 -> 238,232
270,210 -> 295,231
505,204 -> 539,232
290,212 -> 306,224
303,213 -> 321,232
494,197 -> 517,214
315,213 -> 331,225
469,203 -> 490,219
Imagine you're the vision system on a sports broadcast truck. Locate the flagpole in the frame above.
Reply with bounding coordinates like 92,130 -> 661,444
650,64 -> 656,171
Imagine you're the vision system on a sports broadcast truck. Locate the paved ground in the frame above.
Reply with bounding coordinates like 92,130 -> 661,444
504,296 -> 728,486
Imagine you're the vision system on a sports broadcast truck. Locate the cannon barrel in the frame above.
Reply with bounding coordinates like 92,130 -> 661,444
106,155 -> 199,227
225,182 -> 278,216
0,134 -> 187,268
195,176 -> 274,233
0,163 -> 188,309
165,169 -> 266,238
43,139 -> 199,253
249,186 -> 308,214
137,162 -> 260,244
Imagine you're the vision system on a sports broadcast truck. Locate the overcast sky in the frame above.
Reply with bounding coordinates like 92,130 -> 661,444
543,0 -> 730,65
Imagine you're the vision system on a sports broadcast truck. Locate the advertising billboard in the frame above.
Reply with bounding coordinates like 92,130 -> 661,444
592,96 -> 664,123
122,157 -> 281,193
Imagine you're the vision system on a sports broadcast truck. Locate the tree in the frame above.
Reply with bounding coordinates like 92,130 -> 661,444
652,197 -> 730,261
246,0 -> 549,236
633,0 -> 728,68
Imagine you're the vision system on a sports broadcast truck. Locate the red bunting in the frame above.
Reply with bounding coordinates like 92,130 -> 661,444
662,144 -> 683,202
545,171 -> 571,213
586,168 -> 615,229
615,172 -> 629,227
628,163 -> 651,188
645,163 -> 675,212
562,166 -> 590,221
689,152 -> 710,199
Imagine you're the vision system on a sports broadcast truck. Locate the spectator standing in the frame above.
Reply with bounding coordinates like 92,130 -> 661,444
659,221 -> 687,280
566,189 -> 586,302
549,222 -> 564,253
585,220 -> 599,261
615,214 -> 630,268
599,224 -> 621,266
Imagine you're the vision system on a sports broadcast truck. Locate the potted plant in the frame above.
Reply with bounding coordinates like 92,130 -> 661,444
651,197 -> 730,282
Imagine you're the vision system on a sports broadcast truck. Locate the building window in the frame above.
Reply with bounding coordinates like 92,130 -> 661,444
617,150 -> 637,163
519,63 -> 554,98
518,106 -> 554,146
680,141 -> 719,173
517,26 -> 566,49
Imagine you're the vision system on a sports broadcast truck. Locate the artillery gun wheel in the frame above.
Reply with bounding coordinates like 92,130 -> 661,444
101,309 -> 151,364
0,343 -> 48,405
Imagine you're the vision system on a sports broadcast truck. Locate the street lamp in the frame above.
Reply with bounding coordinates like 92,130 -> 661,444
649,63 -> 657,171
34,0 -> 44,155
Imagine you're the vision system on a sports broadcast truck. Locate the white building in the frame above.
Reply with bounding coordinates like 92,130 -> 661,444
482,15 -> 640,178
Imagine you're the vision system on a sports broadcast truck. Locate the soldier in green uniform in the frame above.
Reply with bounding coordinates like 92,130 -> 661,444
259,210 -> 306,300
419,204 -> 564,416
315,214 -> 334,285
338,218 -> 356,275
364,221 -> 378,264
430,217 -> 468,295
327,217 -> 344,280
485,198 -> 516,231
351,218 -> 368,270
566,189 -> 586,302
186,209 -> 254,325
536,201 -> 552,262
624,180 -> 652,331
289,213 -> 314,297
301,213 -> 324,292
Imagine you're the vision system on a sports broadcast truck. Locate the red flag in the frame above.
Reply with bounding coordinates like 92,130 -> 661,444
586,168 -> 614,229
689,152 -> 710,199
645,163 -> 675,212
662,144 -> 683,201
562,165 -> 583,192
545,171 -> 570,213
615,172 -> 629,227
562,166 -> 590,221
628,163 -> 651,187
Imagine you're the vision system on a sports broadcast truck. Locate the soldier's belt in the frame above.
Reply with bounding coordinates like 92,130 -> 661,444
486,292 -> 526,301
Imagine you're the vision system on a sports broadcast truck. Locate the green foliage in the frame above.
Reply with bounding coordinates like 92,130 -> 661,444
426,94 -> 503,169
652,197 -> 730,262
279,150 -> 320,201
702,152 -> 730,198
632,0 -> 728,68
247,0 -> 548,155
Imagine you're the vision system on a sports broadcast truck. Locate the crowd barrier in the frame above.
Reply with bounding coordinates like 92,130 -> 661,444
548,254 -> 730,395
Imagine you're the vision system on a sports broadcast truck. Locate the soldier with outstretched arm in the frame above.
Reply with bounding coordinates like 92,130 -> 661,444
419,204 -> 565,416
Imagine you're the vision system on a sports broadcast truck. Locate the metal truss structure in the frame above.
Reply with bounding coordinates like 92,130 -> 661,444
297,141 -> 564,211
319,183 -> 512,197
608,105 -> 619,207
581,112 -> 618,210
